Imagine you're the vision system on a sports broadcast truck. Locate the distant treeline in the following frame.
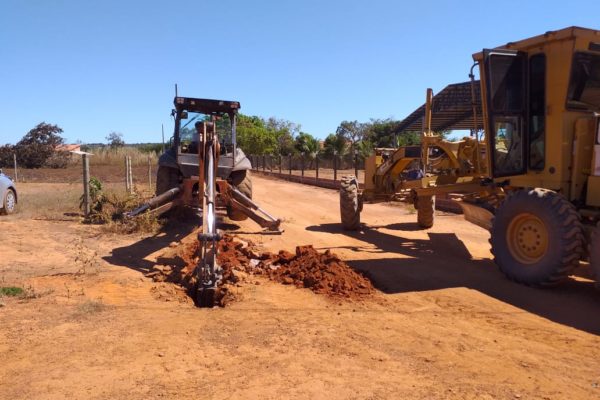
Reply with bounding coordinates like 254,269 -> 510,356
0,115 -> 427,169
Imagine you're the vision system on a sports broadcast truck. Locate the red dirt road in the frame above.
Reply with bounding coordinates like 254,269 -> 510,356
1,176 -> 599,399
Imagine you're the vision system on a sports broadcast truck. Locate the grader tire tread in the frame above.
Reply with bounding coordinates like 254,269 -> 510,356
589,222 -> 600,290
340,176 -> 360,231
490,188 -> 583,287
416,195 -> 435,229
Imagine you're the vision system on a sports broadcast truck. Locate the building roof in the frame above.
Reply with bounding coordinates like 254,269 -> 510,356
55,144 -> 82,152
394,81 -> 483,134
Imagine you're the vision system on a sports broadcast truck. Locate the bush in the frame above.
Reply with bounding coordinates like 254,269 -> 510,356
0,145 -> 14,168
44,150 -> 71,169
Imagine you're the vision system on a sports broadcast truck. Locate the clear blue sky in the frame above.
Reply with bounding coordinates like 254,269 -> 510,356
1,0 -> 599,144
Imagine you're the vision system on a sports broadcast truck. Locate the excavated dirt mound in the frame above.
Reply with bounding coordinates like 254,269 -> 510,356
149,234 -> 374,306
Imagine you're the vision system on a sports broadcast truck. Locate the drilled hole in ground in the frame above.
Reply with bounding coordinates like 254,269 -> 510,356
149,234 -> 375,307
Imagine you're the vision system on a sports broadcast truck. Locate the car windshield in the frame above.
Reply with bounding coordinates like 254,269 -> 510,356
567,52 -> 600,112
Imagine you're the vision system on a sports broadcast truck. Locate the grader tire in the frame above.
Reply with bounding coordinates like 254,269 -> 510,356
490,188 -> 583,286
340,176 -> 361,231
416,195 -> 435,229
589,223 -> 600,290
156,166 -> 181,195
227,170 -> 253,221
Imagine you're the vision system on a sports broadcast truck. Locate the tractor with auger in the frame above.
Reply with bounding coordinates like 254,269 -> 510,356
127,95 -> 282,306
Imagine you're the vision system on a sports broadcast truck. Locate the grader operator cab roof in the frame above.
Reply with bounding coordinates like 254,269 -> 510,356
174,97 -> 240,115
395,81 -> 483,134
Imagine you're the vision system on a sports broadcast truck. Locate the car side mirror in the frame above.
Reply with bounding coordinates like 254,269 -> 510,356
180,111 -> 188,120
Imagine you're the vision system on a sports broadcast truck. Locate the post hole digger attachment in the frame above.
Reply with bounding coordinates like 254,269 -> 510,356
126,95 -> 282,306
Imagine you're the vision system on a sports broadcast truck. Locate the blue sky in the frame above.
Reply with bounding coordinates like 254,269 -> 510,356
1,0 -> 599,144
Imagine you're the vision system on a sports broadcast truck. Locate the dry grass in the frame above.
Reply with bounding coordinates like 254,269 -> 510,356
13,183 -> 82,219
74,299 -> 109,316
86,146 -> 158,167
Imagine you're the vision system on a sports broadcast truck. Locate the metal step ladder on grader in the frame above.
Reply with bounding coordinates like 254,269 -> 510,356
127,95 -> 282,306
341,26 -> 600,288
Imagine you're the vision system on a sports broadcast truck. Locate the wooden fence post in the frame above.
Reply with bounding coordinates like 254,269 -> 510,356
82,154 -> 90,216
333,151 -> 338,182
129,156 -> 133,193
13,153 -> 18,182
354,149 -> 358,179
125,156 -> 130,193
148,156 -> 152,191
288,154 -> 292,177
301,152 -> 305,182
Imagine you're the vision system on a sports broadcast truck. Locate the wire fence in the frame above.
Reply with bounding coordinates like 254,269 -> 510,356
249,153 -> 366,187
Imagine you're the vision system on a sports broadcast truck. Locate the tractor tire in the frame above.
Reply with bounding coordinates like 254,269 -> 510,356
1,188 -> 16,215
340,176 -> 361,231
490,188 -> 583,286
589,223 -> 600,289
415,195 -> 435,229
227,170 -> 252,221
156,166 -> 181,196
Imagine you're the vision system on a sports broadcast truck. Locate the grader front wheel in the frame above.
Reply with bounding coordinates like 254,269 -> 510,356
490,189 -> 583,286
340,176 -> 361,231
415,195 -> 435,229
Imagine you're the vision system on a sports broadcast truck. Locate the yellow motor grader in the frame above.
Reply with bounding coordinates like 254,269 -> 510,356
340,84 -> 487,230
348,26 -> 600,287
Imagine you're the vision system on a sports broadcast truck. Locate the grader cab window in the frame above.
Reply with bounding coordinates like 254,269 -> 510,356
493,117 -> 524,175
529,54 -> 546,170
484,50 -> 527,177
567,52 -> 600,112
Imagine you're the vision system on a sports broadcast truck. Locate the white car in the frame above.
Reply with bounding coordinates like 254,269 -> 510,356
0,170 -> 17,215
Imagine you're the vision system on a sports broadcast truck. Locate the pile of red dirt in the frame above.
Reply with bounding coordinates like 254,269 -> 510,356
150,234 -> 374,306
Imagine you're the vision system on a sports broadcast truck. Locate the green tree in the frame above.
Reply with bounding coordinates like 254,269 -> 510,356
294,132 -> 319,157
15,122 -> 65,168
322,133 -> 347,157
364,118 -> 401,148
336,120 -> 366,153
396,131 -> 421,146
106,132 -> 125,148
236,115 -> 277,155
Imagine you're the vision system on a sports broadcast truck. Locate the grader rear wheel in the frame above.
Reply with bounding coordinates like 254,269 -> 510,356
490,188 -> 583,286
415,195 -> 435,229
340,176 -> 361,231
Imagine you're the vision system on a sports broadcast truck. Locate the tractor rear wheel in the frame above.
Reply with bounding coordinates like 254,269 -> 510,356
340,176 -> 361,230
227,170 -> 252,221
415,195 -> 435,229
490,188 -> 583,286
156,166 -> 181,195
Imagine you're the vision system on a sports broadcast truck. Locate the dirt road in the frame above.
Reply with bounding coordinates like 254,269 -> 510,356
1,176 -> 599,399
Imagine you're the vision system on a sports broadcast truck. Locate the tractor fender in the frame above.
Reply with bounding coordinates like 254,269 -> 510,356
232,148 -> 252,172
158,148 -> 178,170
